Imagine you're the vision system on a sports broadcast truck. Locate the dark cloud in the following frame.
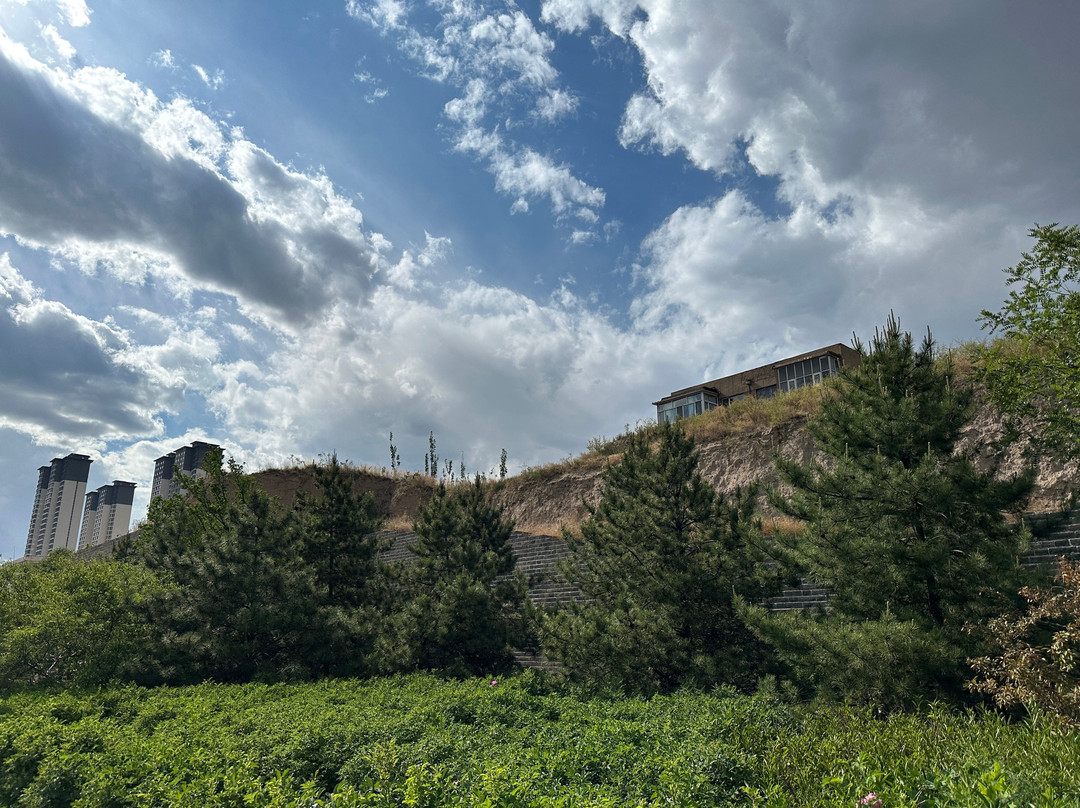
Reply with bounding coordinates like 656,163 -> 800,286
0,48 -> 371,323
0,279 -> 168,440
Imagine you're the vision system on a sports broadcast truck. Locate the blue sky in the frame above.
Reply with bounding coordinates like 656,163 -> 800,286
2,0 -> 1079,559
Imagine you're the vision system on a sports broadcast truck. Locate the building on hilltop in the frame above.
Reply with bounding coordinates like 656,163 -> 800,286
150,441 -> 220,502
78,481 -> 136,550
24,453 -> 93,558
654,343 -> 861,424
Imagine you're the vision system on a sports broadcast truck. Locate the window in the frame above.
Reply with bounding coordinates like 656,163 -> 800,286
657,391 -> 718,423
777,354 -> 840,393
756,385 -> 777,400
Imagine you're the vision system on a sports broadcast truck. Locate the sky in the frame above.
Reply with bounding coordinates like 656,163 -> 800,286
2,0 -> 1079,559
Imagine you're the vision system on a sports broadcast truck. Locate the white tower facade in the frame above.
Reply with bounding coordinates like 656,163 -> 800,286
150,441 -> 220,501
24,453 -> 93,558
78,481 -> 136,549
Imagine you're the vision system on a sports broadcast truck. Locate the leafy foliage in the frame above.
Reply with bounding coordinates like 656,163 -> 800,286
0,676 -> 1078,807
542,421 -> 779,693
970,557 -> 1080,723
382,477 -> 528,675
0,551 -> 160,688
979,223 -> 1080,460
748,315 -> 1035,704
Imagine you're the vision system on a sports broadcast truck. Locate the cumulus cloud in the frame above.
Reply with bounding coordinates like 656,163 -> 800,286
543,0 -> 1080,348
37,23 -> 74,61
55,0 -> 90,26
202,279 -> 685,480
0,31 -> 380,324
533,87 -> 578,122
0,255 -> 173,444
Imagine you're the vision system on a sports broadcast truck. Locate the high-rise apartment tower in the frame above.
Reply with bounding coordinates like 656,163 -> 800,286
24,453 -> 93,558
150,441 -> 220,501
78,481 -> 136,549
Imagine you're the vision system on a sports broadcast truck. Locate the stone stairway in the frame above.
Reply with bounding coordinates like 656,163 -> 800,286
376,529 -> 582,609
377,510 -> 1080,615
1024,511 -> 1080,569
766,510 -> 1080,612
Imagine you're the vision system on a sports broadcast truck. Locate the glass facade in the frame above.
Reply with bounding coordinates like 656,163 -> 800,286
657,391 -> 718,424
777,354 -> 840,393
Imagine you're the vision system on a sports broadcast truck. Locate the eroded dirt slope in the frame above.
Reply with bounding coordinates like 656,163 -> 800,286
251,405 -> 1079,535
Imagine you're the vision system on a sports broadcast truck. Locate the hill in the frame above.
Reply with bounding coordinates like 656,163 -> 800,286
250,387 -> 1079,537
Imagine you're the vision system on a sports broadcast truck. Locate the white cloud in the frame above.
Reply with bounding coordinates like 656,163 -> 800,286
384,232 -> 453,290
540,0 -> 638,35
192,64 -> 224,90
55,0 -> 89,26
0,254 -> 175,445
542,0 -> 1080,349
151,49 -> 176,70
354,69 -> 389,102
12,0 -> 93,28
347,0 -> 408,33
38,23 -> 74,61
534,87 -> 578,122
0,33 -> 380,324
354,0 -> 606,226
454,134 -> 605,217
202,279 -> 682,477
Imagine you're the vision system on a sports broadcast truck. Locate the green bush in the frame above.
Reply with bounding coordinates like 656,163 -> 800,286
1,675 -> 1078,807
0,551 -> 161,688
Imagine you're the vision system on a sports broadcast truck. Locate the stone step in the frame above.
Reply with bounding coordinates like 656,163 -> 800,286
371,511 -> 1080,615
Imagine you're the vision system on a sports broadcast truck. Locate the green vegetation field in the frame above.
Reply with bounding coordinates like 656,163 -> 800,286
2,673 -> 1077,808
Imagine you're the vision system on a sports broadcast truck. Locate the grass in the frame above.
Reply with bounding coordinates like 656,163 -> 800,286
512,383 -> 831,487
512,519 -> 581,538
381,514 -> 416,532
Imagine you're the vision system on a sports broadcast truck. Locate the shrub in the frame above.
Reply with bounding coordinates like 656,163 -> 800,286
970,557 -> 1080,723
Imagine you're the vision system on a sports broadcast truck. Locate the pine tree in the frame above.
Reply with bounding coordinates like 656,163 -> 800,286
128,449 -> 319,683
541,421 -> 778,693
745,315 -> 1035,704
383,477 -> 527,675
294,453 -> 387,677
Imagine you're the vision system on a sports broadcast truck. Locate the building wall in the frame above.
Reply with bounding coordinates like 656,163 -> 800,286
25,466 -> 52,558
79,490 -> 102,551
655,343 -> 862,423
24,454 -> 93,558
150,454 -> 175,501
77,481 -> 136,549
151,442 -> 220,502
